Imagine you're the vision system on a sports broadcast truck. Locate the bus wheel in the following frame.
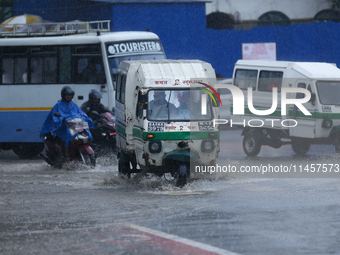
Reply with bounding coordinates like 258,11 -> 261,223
291,138 -> 310,156
243,132 -> 261,156
1,143 -> 12,150
176,164 -> 187,188
12,143 -> 44,159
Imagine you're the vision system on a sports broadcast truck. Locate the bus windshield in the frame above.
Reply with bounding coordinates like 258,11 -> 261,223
147,89 -> 213,121
108,54 -> 165,83
316,81 -> 340,105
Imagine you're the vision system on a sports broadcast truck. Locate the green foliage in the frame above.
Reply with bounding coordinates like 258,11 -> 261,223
0,0 -> 20,23
331,0 -> 340,9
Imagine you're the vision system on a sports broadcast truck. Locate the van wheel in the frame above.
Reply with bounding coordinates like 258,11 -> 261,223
291,138 -> 310,156
176,164 -> 187,188
118,158 -> 131,178
335,146 -> 340,153
243,132 -> 261,156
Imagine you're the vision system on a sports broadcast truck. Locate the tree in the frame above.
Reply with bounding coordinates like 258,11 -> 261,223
0,0 -> 20,23
331,0 -> 340,9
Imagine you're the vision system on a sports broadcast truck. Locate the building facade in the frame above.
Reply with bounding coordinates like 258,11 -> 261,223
9,0 -> 340,78
206,0 -> 339,29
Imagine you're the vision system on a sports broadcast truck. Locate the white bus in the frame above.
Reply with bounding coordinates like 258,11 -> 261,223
0,20 -> 166,158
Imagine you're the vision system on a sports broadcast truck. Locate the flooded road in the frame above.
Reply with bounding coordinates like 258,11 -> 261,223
1,130 -> 340,254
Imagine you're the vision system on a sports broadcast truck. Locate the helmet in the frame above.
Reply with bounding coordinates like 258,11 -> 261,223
89,89 -> 102,102
61,86 -> 75,100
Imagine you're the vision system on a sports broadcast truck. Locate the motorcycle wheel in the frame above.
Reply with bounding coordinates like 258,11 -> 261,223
176,164 -> 187,188
82,153 -> 96,167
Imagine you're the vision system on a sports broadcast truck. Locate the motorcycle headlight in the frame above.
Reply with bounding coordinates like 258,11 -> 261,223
149,141 -> 161,153
201,140 -> 214,153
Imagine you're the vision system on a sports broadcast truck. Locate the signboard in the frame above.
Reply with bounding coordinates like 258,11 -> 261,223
242,42 -> 276,61
107,40 -> 163,57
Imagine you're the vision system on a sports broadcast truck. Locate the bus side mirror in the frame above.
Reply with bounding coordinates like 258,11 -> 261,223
309,92 -> 316,104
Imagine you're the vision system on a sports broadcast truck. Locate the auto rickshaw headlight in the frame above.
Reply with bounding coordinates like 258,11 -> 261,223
178,141 -> 188,148
322,118 -> 333,128
202,140 -> 214,152
149,141 -> 161,153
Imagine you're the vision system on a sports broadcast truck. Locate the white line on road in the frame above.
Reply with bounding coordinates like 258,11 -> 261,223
122,222 -> 241,255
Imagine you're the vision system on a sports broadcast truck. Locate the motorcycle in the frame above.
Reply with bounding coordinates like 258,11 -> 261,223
40,112 -> 96,168
89,111 -> 117,157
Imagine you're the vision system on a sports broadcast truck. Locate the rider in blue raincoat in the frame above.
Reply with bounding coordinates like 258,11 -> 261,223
40,86 -> 94,164
40,86 -> 94,145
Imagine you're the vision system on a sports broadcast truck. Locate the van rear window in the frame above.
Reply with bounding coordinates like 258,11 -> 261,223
234,69 -> 257,90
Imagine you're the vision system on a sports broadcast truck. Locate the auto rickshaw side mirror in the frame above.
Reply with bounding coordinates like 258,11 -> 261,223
309,92 -> 316,104
212,93 -> 221,107
137,93 -> 148,118
139,94 -> 147,103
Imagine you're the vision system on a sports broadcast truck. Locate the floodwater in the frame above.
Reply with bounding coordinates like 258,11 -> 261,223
2,131 -> 340,254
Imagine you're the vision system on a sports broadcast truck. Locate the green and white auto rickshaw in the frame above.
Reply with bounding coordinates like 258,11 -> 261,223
114,60 -> 220,186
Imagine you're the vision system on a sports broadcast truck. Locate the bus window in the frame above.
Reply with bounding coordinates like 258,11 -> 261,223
108,54 -> 165,87
43,57 -> 57,83
30,46 -> 57,84
31,57 -> 42,83
28,57 -> 57,84
77,58 -> 106,84
2,58 -> 13,84
59,47 -> 71,83
15,58 -> 28,84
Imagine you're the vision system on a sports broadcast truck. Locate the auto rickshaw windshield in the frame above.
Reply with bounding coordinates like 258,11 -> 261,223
147,89 -> 213,121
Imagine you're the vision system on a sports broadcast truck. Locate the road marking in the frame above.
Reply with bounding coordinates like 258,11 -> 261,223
122,222 -> 240,255
165,191 -> 207,195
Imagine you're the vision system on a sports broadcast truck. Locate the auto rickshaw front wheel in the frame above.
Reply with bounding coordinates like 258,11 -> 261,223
176,164 -> 187,187
118,158 -> 131,178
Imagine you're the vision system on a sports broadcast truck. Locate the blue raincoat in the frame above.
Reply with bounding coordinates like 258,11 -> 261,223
40,99 -> 94,147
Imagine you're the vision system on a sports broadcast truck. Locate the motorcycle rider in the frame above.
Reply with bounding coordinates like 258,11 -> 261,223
81,89 -> 117,155
40,86 -> 94,167
80,89 -> 111,117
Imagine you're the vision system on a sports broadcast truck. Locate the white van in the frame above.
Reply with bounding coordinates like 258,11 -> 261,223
231,60 -> 340,156
115,59 -> 220,186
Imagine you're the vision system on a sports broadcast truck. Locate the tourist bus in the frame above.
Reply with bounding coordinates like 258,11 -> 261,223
0,20 -> 166,158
